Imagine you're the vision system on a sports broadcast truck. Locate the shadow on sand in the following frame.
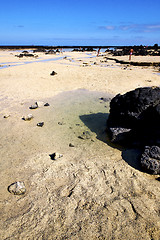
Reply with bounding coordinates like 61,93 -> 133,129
80,112 -> 143,172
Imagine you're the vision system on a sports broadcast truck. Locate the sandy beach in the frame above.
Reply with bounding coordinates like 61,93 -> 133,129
0,49 -> 160,240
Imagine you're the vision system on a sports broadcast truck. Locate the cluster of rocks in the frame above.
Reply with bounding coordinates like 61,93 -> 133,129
33,48 -> 60,54
72,47 -> 96,52
8,149 -> 64,195
15,52 -> 38,58
109,45 -> 160,56
45,50 -> 56,55
45,49 -> 60,54
7,99 -> 66,195
107,87 -> 160,175
15,48 -> 61,57
33,48 -> 47,53
22,101 -> 50,120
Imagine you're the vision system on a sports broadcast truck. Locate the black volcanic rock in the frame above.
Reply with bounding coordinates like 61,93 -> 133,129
33,48 -> 47,53
50,71 -> 57,76
45,49 -> 56,54
141,146 -> 160,174
107,87 -> 160,145
107,87 -> 160,174
16,53 -> 35,58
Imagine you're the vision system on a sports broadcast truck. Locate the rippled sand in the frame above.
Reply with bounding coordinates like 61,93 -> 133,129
0,50 -> 160,240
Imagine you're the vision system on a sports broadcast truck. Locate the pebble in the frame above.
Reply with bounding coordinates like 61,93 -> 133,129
99,97 -> 109,102
49,152 -> 63,160
37,122 -> 44,127
22,114 -> 33,121
58,122 -> 65,125
8,181 -> 26,195
69,143 -> 75,147
78,131 -> 92,140
50,71 -> 57,76
44,103 -> 50,107
29,103 -> 38,109
3,114 -> 10,118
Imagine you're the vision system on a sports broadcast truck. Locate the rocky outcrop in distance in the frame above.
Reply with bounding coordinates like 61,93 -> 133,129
106,45 -> 160,56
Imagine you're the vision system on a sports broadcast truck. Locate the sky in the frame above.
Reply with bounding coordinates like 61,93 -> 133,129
0,0 -> 160,46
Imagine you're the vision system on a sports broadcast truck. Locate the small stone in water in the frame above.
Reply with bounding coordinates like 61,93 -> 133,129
8,181 -> 26,195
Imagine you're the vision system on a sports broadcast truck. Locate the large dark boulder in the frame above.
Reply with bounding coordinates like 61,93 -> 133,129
107,87 -> 160,174
107,87 -> 160,145
141,146 -> 160,174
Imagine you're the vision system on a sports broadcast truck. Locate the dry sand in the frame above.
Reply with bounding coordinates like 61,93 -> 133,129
0,50 -> 160,240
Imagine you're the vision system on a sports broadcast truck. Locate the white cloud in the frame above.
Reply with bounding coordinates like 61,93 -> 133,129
99,23 -> 160,33
99,25 -> 115,30
146,24 -> 160,29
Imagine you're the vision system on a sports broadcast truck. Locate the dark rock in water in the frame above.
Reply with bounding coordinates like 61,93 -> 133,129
50,71 -> 57,76
107,87 -> 160,145
8,181 -> 26,195
141,146 -> 160,174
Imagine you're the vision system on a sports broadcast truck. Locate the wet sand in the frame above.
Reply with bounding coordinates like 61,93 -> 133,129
0,50 -> 160,240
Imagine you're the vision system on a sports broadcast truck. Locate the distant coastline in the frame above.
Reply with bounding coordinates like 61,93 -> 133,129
0,44 -> 158,50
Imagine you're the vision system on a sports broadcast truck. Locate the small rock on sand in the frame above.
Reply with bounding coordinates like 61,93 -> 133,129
44,103 -> 50,107
3,114 -> 10,118
8,181 -> 26,195
50,71 -> 57,76
78,131 -> 92,140
22,114 -> 33,121
69,143 -> 75,147
37,122 -> 44,127
49,152 -> 63,160
29,103 -> 38,109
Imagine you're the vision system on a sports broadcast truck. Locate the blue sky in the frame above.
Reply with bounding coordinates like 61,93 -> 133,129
0,0 -> 160,46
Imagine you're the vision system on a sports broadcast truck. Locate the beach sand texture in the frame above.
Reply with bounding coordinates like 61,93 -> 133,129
0,50 -> 160,240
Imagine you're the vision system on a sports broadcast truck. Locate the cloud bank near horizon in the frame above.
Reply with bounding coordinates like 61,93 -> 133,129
99,23 -> 160,33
